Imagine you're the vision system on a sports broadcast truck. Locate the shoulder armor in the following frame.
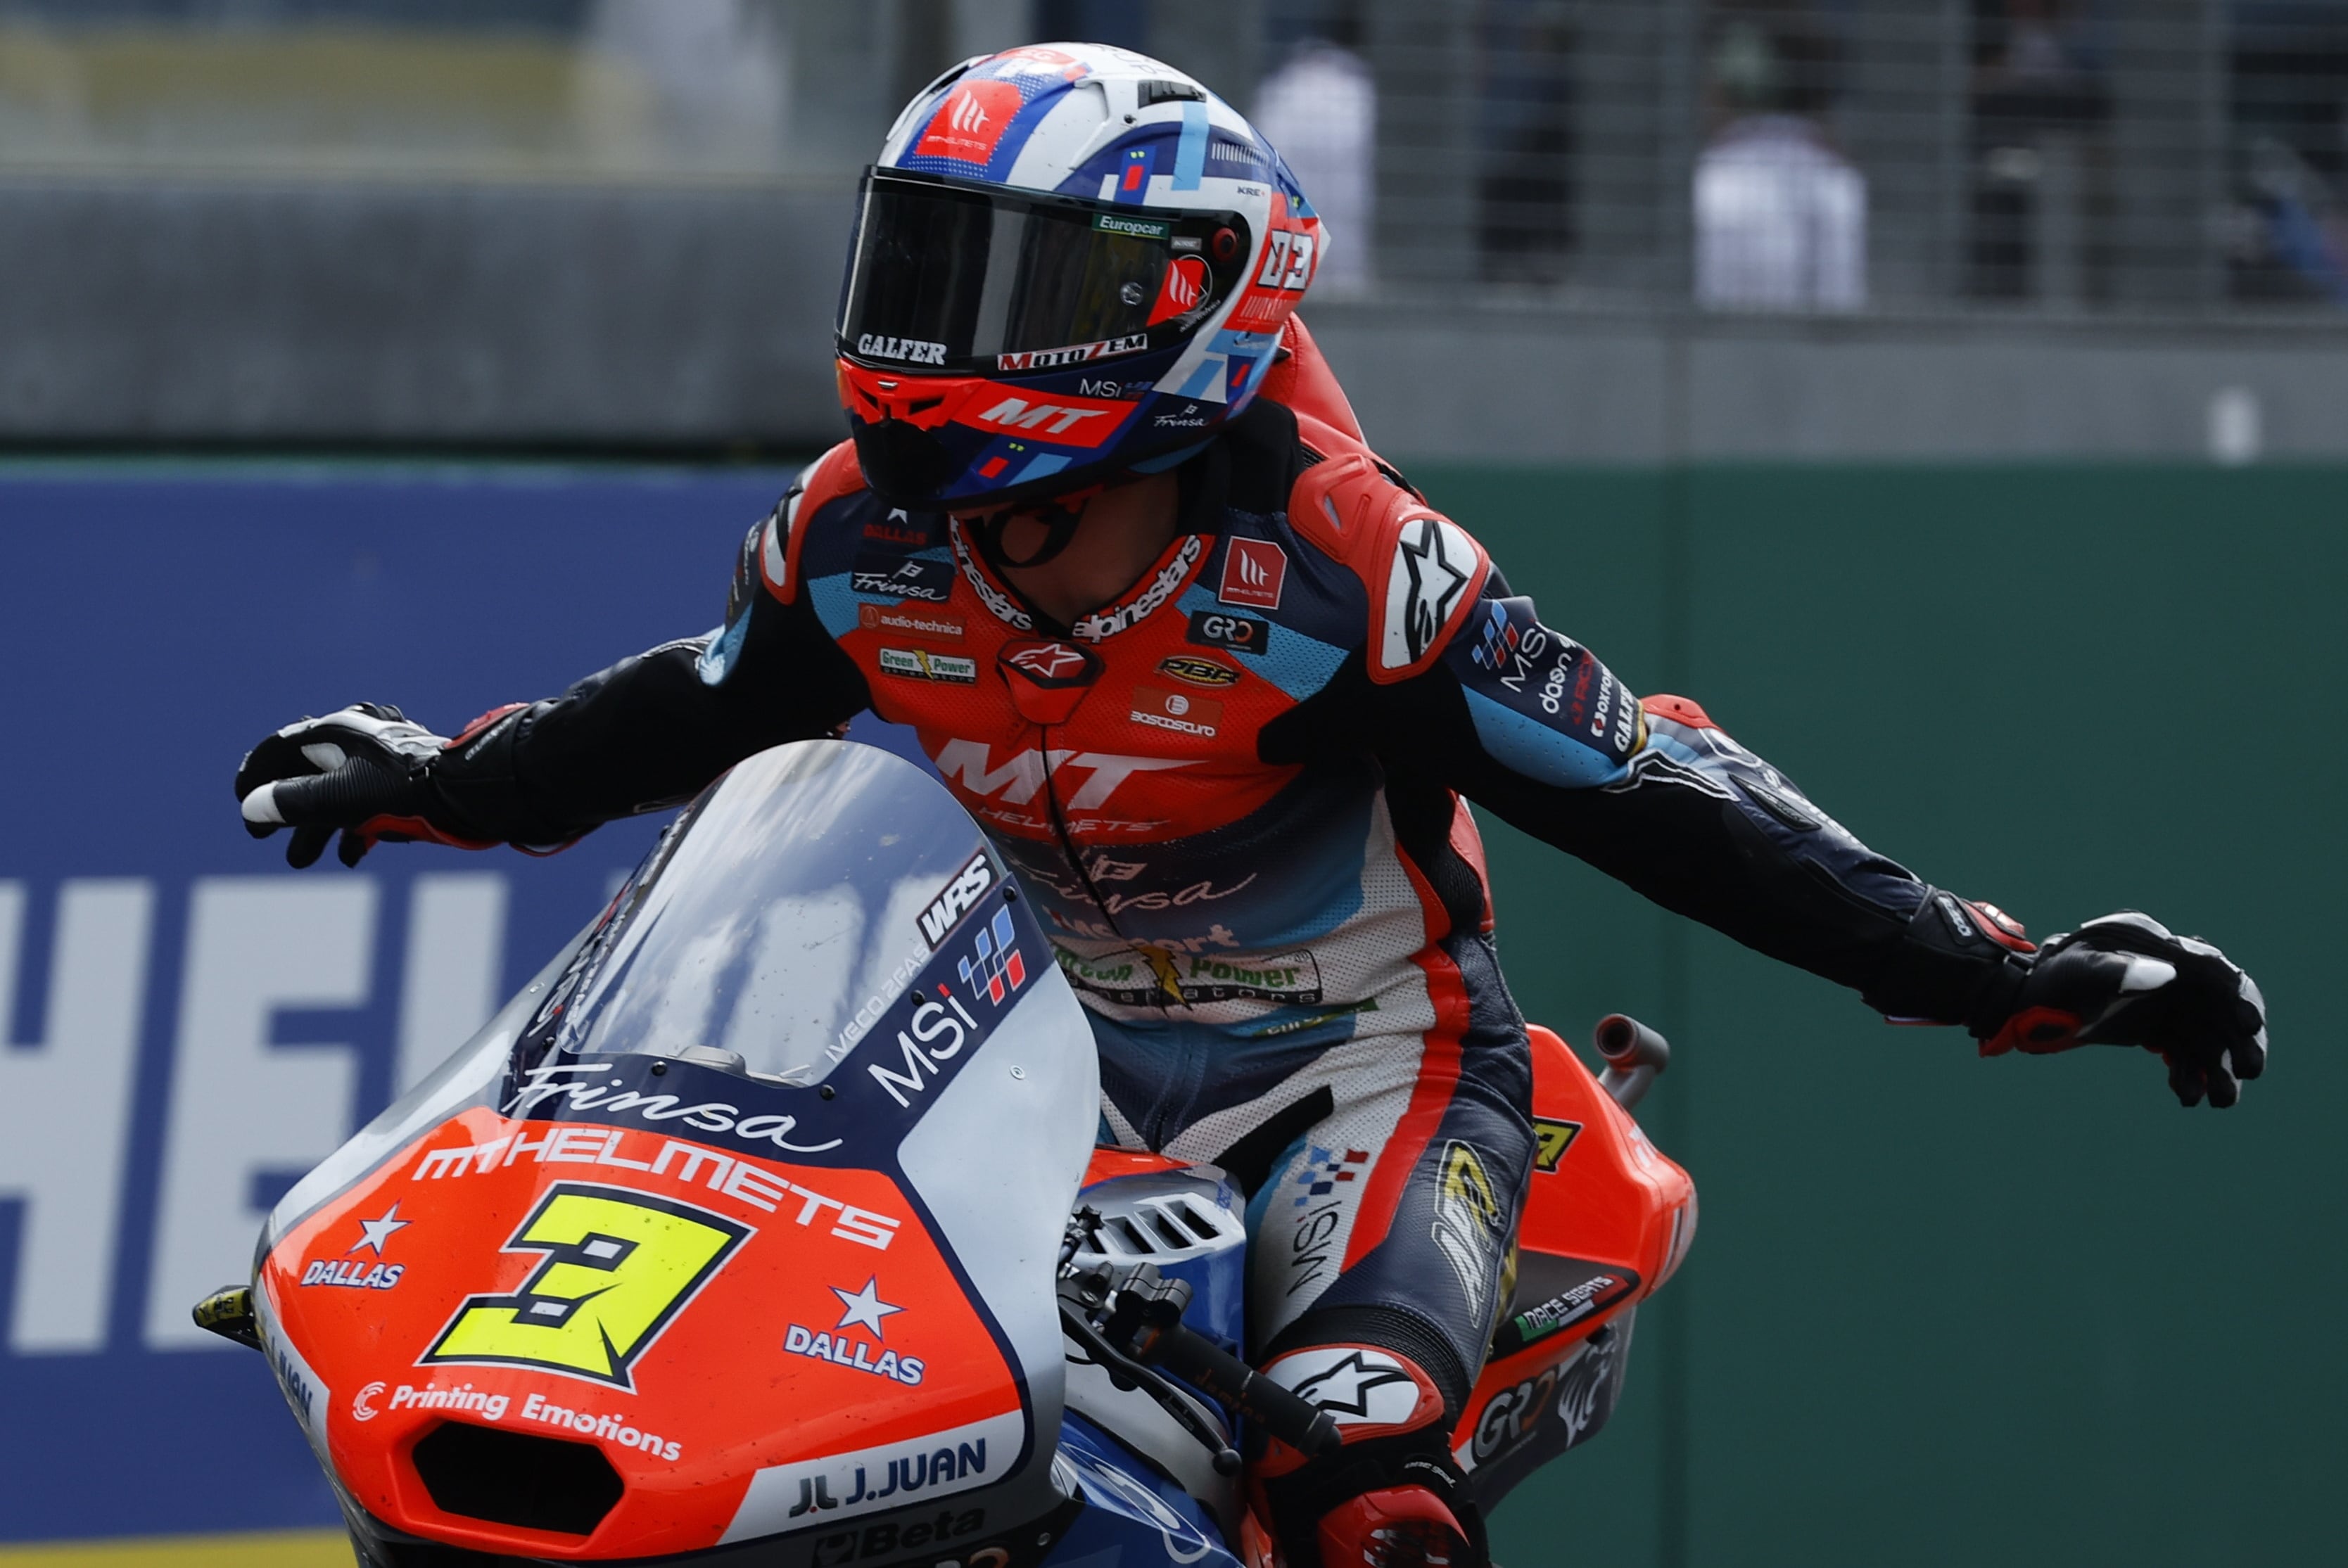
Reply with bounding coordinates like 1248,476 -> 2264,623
1286,412 -> 1490,684
761,441 -> 866,604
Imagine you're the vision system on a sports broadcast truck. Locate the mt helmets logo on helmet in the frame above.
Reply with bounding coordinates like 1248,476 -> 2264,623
915,81 -> 1022,165
1148,257 -> 1210,326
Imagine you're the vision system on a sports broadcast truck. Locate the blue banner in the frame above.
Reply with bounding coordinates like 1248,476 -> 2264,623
0,464 -> 930,1542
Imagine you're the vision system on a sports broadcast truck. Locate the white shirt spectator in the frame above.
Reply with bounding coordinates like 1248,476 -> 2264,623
1694,114 -> 1867,312
1252,42 -> 1376,294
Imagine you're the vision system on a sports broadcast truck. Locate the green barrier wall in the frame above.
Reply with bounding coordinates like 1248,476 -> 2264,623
1411,464 -> 2347,1568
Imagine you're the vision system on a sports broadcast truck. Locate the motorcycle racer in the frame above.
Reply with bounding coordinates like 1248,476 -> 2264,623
233,44 -> 2267,1568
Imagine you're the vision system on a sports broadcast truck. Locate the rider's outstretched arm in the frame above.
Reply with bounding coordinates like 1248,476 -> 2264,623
234,499 -> 870,866
1290,571 -> 2266,1107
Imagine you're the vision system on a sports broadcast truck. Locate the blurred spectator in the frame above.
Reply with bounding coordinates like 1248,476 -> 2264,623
1254,22 -> 1375,293
1968,0 -> 2111,301
580,0 -> 788,174
2228,1 -> 2348,304
1478,0 -> 1576,288
1693,8 -> 1866,312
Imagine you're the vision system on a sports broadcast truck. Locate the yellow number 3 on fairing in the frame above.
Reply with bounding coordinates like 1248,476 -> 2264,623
422,1183 -> 750,1389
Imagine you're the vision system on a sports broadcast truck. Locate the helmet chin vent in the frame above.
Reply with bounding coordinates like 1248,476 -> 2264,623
411,1420 -> 623,1538
853,418 -> 962,505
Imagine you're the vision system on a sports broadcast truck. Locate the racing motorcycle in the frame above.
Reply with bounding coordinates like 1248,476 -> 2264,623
195,739 -> 1694,1567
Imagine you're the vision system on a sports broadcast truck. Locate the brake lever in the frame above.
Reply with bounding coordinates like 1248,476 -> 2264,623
1058,1273 -> 1243,1475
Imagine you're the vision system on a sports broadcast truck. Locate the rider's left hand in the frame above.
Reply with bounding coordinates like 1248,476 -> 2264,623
1976,912 -> 2268,1109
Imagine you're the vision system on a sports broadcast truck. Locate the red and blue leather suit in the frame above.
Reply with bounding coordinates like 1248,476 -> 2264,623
424,331 -> 2032,1552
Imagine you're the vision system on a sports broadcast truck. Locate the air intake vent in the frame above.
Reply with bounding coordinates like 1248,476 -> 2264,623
1138,79 -> 1207,106
1077,1190 -> 1247,1265
412,1422 -> 623,1538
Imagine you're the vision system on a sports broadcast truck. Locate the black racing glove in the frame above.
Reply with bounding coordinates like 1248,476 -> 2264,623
1974,912 -> 2269,1109
235,703 -> 502,869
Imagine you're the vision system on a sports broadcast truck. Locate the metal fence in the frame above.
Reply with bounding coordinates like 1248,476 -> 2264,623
1,0 -> 2344,319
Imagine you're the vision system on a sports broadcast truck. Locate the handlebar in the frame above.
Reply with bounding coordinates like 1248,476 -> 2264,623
1137,1318 -> 1342,1460
1059,1242 -> 1343,1467
1594,1013 -> 1670,1111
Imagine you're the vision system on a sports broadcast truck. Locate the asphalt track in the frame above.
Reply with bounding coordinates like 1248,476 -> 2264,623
0,1532 -> 351,1566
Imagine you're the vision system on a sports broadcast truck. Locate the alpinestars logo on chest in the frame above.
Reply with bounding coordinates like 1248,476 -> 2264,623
1072,535 -> 1203,643
1384,517 -> 1476,669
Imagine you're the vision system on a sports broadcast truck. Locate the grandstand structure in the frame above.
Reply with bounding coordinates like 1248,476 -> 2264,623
0,1 -> 2343,459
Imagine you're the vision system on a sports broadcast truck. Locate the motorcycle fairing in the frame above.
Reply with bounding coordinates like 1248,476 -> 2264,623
253,743 -> 1101,1561
1044,1414 -> 1243,1568
1451,1025 -> 1694,1512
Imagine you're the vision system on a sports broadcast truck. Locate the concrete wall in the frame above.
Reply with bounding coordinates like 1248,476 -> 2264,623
2,176 -> 2344,461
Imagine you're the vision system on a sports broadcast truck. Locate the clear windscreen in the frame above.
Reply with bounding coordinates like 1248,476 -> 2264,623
838,169 -> 1248,369
528,742 -> 998,1084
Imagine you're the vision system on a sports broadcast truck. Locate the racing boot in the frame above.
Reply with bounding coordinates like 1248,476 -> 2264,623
1316,1484 -> 1473,1567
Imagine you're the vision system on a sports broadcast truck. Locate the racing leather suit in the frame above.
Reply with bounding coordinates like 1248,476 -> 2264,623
419,334 -> 2033,1560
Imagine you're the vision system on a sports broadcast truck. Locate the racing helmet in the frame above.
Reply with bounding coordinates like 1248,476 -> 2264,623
836,42 -> 1324,511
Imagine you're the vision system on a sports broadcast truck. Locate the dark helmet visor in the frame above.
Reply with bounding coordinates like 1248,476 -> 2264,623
838,169 -> 1250,373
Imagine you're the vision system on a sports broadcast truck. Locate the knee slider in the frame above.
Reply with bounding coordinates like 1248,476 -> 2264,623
1250,1330 -> 1487,1568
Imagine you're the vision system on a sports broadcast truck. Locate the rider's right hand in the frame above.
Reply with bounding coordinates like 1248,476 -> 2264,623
235,703 -> 493,869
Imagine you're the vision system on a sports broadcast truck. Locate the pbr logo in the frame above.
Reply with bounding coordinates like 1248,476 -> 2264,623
956,907 -> 1027,1007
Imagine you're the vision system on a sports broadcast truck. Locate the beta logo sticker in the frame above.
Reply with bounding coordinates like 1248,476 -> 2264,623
420,1183 -> 749,1391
